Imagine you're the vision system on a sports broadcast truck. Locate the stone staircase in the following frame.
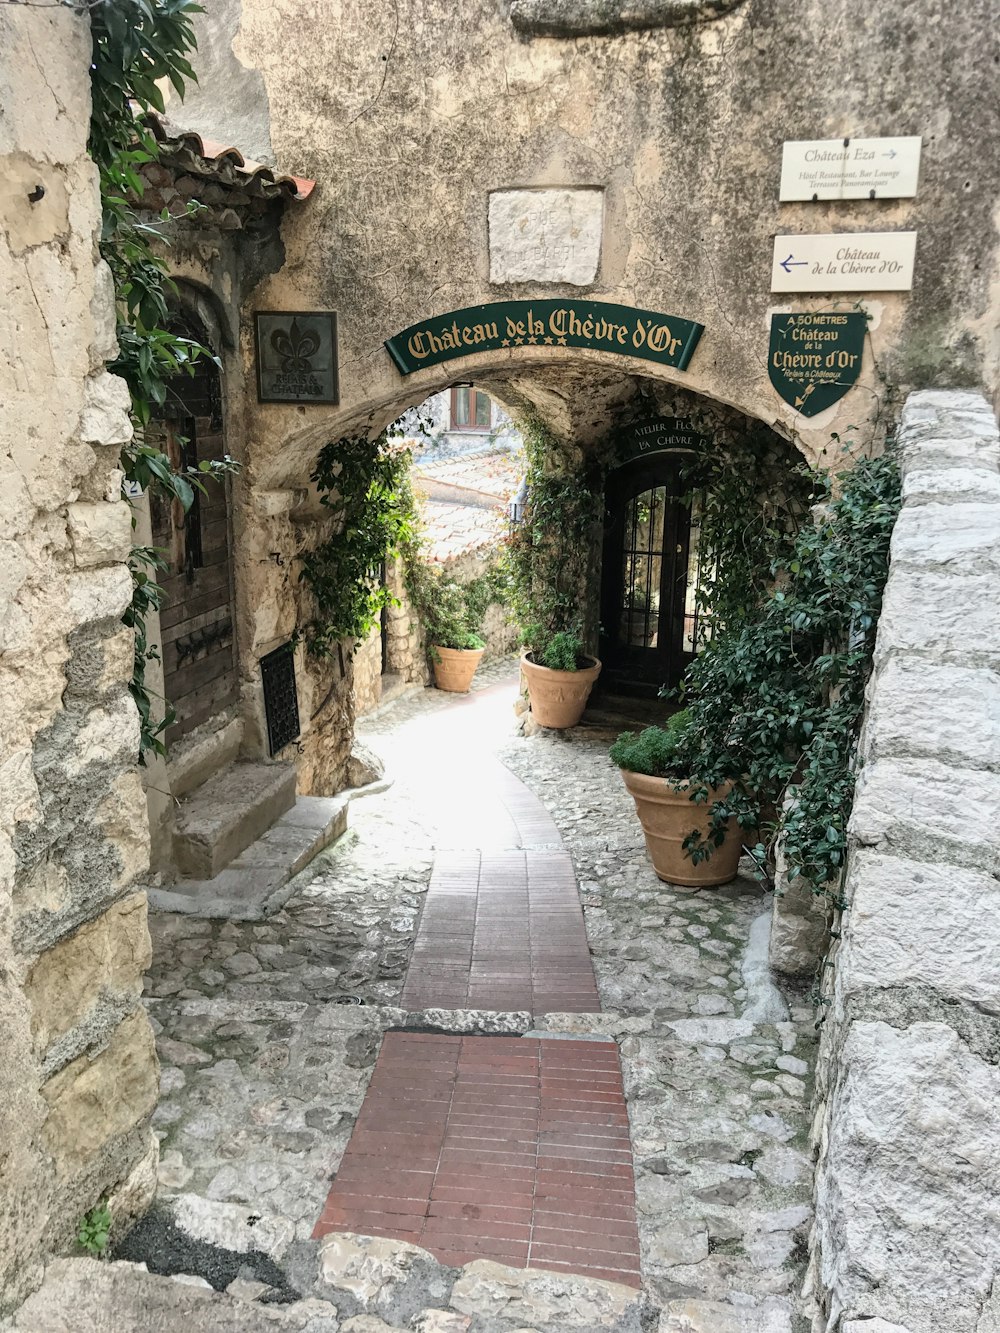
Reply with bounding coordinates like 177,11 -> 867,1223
150,761 -> 349,921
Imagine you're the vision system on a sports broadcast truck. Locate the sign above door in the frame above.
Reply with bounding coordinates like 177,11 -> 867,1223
617,417 -> 709,464
384,301 -> 704,376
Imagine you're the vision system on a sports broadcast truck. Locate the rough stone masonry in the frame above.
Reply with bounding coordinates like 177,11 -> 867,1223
811,391 -> 1000,1333
0,6 -> 158,1313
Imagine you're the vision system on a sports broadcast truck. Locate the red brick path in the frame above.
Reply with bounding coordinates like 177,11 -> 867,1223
400,850 -> 601,1014
314,1032 -> 641,1286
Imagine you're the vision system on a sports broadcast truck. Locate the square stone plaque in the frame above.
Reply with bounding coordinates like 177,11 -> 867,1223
255,310 -> 339,404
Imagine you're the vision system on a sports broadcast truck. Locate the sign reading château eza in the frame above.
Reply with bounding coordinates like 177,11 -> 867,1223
619,417 -> 709,464
780,136 -> 922,202
384,301 -> 704,376
768,311 -> 866,417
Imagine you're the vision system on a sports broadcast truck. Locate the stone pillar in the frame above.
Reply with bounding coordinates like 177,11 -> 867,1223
0,9 -> 158,1311
810,391 -> 1000,1333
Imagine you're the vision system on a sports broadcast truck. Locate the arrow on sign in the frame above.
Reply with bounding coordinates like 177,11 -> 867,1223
779,254 -> 809,274
884,149 -> 897,159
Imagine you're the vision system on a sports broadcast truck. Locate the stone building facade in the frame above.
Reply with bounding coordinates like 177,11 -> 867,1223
0,8 -> 157,1312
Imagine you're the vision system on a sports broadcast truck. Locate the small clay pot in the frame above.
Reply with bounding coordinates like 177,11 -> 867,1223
619,770 -> 743,887
432,645 -> 484,693
520,652 -> 602,729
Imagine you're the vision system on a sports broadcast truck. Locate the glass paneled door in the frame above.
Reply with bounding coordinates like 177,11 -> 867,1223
599,454 -> 694,695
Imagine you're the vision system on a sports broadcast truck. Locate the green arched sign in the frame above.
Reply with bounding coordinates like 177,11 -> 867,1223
385,300 -> 704,377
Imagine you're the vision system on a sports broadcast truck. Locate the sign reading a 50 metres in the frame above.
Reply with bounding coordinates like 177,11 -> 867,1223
385,301 -> 704,376
768,311 -> 866,417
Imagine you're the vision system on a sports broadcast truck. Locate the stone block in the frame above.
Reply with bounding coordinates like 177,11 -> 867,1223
902,466 -> 1000,505
77,369 -> 133,447
838,850 -> 1000,1015
861,656 -> 1000,770
66,499 -> 132,569
889,501 -> 1000,575
165,716 -> 244,800
874,571 -> 1000,669
174,762 -> 297,880
317,1232 -> 444,1316
768,833 -> 832,977
347,740 -> 385,787
489,188 -> 604,286
26,892 -> 151,1055
41,1009 -> 158,1177
66,563 -> 134,630
450,1260 -> 641,1326
849,756 -> 1000,872
816,1020 -> 1000,1332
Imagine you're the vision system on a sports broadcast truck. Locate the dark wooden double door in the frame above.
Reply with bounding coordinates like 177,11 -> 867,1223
599,454 -> 695,697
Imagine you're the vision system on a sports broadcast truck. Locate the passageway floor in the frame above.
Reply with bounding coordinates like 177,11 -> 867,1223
134,659 -> 817,1332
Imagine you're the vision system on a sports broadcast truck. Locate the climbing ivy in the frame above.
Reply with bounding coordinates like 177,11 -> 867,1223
300,431 -> 419,657
502,414 -> 602,656
673,445 -> 902,892
88,0 -> 239,761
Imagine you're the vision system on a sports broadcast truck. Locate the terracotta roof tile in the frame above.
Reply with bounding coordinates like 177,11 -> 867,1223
145,115 -> 315,202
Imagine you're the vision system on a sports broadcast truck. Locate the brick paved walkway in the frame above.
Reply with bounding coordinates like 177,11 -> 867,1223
400,850 -> 601,1013
314,1032 -> 641,1286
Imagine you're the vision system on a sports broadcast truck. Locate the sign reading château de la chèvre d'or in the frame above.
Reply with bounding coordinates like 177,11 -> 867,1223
384,300 -> 704,377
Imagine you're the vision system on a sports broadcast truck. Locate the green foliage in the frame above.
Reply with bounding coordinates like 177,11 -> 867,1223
503,415 -> 600,650
673,447 -> 901,889
409,572 -> 485,653
122,546 -> 175,760
89,0 -> 241,761
301,433 -> 418,656
609,710 -> 691,779
529,627 -> 585,672
77,1201 -> 112,1258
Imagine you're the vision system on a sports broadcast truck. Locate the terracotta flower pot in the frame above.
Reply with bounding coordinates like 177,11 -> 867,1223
520,652 -> 602,729
432,645 -> 484,693
619,769 -> 743,888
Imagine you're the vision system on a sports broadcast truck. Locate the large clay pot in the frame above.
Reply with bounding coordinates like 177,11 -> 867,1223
431,645 -> 484,693
619,770 -> 743,887
521,652 -> 602,729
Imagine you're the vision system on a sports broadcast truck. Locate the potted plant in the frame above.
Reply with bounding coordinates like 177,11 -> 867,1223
520,627 -> 602,729
609,710 -> 743,888
425,579 -> 486,693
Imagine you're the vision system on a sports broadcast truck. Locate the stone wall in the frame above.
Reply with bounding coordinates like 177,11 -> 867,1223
810,390 -> 1000,1333
170,0 -> 1000,489
0,9 -> 157,1311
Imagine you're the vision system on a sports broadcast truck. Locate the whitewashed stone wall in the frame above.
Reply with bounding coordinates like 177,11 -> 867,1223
0,9 -> 157,1312
811,391 -> 1000,1333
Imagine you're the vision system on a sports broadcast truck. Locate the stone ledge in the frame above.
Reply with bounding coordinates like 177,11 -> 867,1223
860,656 -> 1000,771
508,0 -> 748,37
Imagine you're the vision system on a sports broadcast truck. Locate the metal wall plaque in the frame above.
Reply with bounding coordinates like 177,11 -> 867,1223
618,417 -> 709,464
255,311 -> 339,404
260,642 -> 301,756
768,311 -> 866,417
384,301 -> 704,376
771,233 -> 917,293
780,136 -> 922,202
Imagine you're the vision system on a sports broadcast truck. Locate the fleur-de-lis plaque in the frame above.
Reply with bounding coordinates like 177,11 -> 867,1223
255,311 -> 338,404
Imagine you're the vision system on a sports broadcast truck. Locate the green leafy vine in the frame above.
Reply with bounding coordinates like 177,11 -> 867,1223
674,444 -> 902,891
300,431 -> 418,657
88,0 -> 239,761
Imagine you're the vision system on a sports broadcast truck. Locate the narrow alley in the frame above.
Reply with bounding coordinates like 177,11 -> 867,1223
110,663 -> 819,1331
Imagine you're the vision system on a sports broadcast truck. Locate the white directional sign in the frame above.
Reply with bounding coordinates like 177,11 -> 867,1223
780,136 -> 922,201
771,232 -> 918,293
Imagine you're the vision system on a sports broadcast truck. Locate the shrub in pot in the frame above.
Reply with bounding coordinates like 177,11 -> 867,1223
520,627 -> 602,729
609,711 -> 743,888
425,579 -> 485,693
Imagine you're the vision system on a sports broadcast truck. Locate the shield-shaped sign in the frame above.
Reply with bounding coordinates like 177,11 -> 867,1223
768,311 -> 866,417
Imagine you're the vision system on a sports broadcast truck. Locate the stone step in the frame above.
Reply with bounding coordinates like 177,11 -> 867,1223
174,761 -> 297,880
152,794 -> 349,920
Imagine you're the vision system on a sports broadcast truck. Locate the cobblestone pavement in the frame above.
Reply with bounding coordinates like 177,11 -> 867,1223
135,659 -> 817,1332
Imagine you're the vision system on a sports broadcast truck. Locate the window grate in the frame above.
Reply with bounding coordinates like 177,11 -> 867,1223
260,642 -> 301,757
